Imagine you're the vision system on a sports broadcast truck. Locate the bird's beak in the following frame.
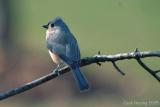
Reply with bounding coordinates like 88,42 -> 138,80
42,24 -> 48,29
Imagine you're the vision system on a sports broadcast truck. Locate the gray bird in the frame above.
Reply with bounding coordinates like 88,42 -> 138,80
42,17 -> 89,91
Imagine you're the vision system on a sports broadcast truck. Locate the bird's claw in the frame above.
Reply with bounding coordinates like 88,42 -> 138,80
52,68 -> 60,76
55,70 -> 60,76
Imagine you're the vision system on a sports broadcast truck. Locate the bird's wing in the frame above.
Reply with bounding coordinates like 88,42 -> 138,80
66,33 -> 81,62
47,32 -> 80,65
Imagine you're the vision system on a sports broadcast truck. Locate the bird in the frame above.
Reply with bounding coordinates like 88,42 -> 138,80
42,17 -> 89,91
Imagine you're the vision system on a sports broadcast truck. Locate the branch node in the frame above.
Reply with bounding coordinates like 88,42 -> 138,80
96,62 -> 102,66
112,61 -> 125,76
155,70 -> 160,74
135,55 -> 160,82
95,56 -> 102,66
134,48 -> 141,59
95,52 -> 102,66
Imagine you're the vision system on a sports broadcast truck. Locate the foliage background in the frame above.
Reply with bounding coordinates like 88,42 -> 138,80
0,0 -> 160,107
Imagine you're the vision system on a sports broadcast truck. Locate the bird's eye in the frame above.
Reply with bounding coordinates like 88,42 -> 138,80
51,23 -> 54,27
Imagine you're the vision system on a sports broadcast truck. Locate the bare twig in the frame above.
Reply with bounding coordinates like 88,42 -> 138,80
0,50 -> 160,100
134,49 -> 160,82
96,51 -> 102,66
112,61 -> 125,75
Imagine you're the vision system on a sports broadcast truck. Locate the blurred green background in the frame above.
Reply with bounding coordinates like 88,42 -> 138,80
0,0 -> 160,107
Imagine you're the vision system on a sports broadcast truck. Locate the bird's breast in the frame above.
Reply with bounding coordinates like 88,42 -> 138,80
46,29 -> 59,40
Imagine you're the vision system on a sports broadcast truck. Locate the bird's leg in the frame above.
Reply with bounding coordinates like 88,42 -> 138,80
52,63 -> 66,76
52,64 -> 61,76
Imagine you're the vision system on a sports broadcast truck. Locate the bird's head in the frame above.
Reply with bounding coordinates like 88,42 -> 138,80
42,17 -> 69,32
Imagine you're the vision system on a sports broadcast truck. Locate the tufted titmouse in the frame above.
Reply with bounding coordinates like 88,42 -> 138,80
42,17 -> 89,91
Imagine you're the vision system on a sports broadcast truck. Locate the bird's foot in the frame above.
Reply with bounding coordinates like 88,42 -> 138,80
55,69 -> 60,76
52,63 -> 67,76
52,65 -> 62,76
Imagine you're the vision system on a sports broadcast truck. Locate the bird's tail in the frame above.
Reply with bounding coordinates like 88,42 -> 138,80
71,67 -> 89,91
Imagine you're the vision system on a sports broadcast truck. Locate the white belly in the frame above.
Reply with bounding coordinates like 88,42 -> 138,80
48,50 -> 61,65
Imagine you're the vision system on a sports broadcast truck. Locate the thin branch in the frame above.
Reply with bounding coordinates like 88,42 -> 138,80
136,58 -> 160,82
112,61 -> 125,75
155,70 -> 160,73
0,50 -> 160,100
134,49 -> 160,82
